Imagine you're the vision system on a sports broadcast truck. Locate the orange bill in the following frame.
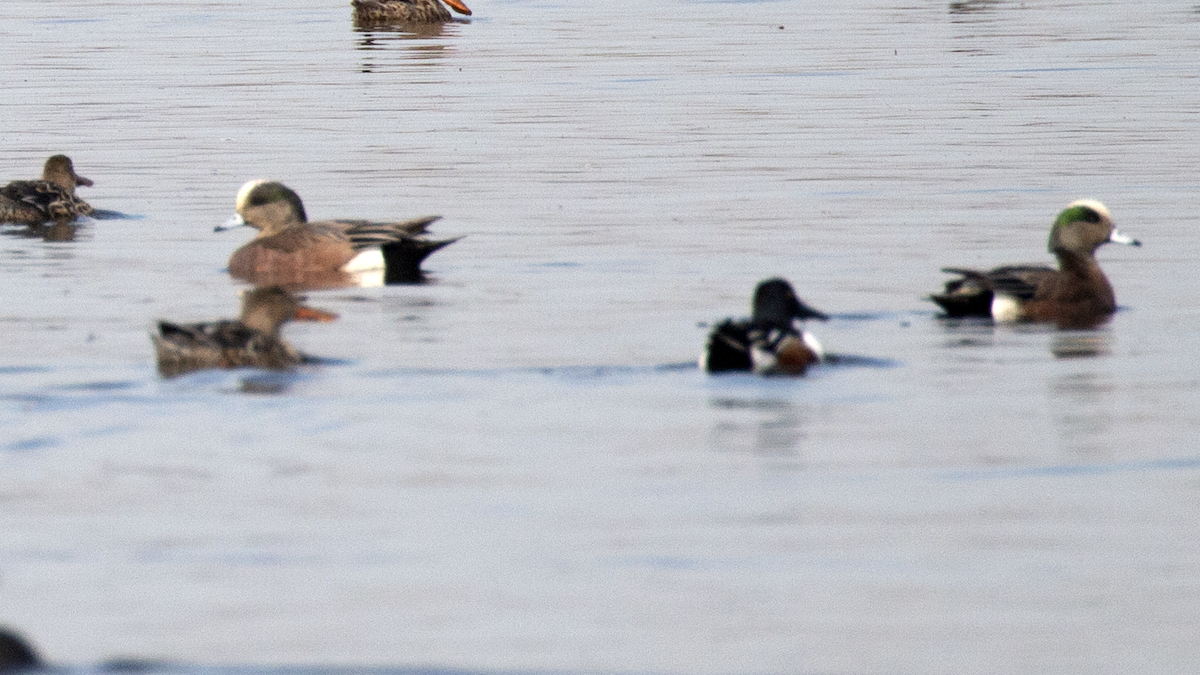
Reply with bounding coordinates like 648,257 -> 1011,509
444,0 -> 472,15
294,306 -> 339,323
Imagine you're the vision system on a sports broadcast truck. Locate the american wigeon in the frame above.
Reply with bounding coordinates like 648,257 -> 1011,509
931,199 -> 1141,329
0,627 -> 39,672
703,278 -> 829,375
153,286 -> 338,378
0,155 -> 94,225
217,180 -> 459,288
351,0 -> 472,24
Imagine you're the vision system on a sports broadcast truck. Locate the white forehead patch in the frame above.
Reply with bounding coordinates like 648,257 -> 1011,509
1066,198 -> 1112,222
236,179 -> 269,211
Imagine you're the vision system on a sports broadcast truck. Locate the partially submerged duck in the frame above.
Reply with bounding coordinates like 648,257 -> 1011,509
217,180 -> 459,288
702,278 -> 829,376
0,155 -> 94,225
352,0 -> 472,25
153,286 -> 337,377
930,200 -> 1140,329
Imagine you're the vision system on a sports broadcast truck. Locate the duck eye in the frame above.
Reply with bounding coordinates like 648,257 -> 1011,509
1082,209 -> 1100,223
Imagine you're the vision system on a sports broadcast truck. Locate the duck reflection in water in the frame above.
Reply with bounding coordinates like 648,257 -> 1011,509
1051,331 -> 1111,359
1,217 -> 79,242
153,286 -> 337,378
709,397 -> 805,459
355,22 -> 456,74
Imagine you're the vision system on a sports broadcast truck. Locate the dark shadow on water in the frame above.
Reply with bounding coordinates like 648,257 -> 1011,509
948,0 -> 1005,15
40,664 -> 686,675
89,209 -> 142,220
941,455 -> 1200,482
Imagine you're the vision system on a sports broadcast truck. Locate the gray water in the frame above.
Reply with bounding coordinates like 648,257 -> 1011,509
2,0 -> 1200,673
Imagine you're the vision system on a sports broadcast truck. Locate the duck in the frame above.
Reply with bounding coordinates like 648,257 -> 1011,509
217,180 -> 459,288
153,286 -> 338,377
0,627 -> 39,672
702,277 -> 829,375
930,199 -> 1141,329
351,0 -> 472,25
0,155 -> 94,225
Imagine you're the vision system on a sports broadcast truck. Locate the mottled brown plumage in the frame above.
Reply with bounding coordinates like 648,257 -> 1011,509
352,0 -> 472,26
153,286 -> 337,378
0,155 -> 94,225
219,180 -> 459,288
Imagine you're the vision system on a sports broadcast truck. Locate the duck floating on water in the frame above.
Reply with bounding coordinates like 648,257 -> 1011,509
931,200 -> 1140,329
0,155 -> 94,225
217,180 -> 459,288
153,286 -> 337,377
702,278 -> 829,376
352,0 -> 472,25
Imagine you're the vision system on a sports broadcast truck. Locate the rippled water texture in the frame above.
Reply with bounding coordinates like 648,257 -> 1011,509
2,0 -> 1200,673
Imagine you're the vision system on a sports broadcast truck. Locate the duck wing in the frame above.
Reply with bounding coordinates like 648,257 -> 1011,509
931,264 -> 1054,316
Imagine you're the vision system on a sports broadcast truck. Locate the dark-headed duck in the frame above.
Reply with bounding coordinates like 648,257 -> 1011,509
703,278 -> 829,376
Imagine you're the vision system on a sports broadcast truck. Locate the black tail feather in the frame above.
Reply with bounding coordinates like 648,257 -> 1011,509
381,237 -> 461,284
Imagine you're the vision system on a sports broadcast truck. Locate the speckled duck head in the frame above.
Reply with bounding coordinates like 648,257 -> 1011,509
1048,199 -> 1140,257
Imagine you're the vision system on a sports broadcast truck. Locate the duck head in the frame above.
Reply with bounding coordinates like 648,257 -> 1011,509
1049,199 -> 1140,256
239,286 -> 337,336
217,180 -> 308,234
42,154 -> 92,192
751,277 -> 828,329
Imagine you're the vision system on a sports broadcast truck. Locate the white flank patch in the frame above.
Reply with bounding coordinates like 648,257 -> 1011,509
802,331 -> 824,361
750,345 -> 778,375
991,294 -> 1023,323
343,248 -> 385,272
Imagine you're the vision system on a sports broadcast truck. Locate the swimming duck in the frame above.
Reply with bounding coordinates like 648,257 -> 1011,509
0,627 -> 39,672
217,180 -> 459,288
153,286 -> 338,377
702,278 -> 829,375
0,155 -> 94,225
352,0 -> 472,24
930,200 -> 1140,329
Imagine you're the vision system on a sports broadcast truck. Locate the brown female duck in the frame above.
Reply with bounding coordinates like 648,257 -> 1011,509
0,155 -> 94,225
931,199 -> 1140,329
352,0 -> 472,25
153,286 -> 337,377
217,180 -> 459,288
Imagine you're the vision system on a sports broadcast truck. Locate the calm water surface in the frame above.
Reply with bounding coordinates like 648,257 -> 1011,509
2,0 -> 1200,673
